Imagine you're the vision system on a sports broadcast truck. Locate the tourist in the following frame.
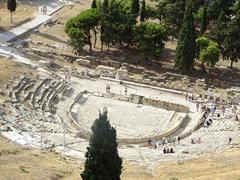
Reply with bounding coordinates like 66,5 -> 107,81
124,86 -> 127,96
185,92 -> 188,101
196,103 -> 199,112
163,148 -> 166,154
203,112 -> 208,119
191,138 -> 195,144
211,106 -> 216,117
166,147 -> 170,153
162,137 -> 166,145
148,139 -> 152,146
228,137 -> 232,145
177,136 -> 181,144
154,143 -> 157,149
188,94 -> 192,101
217,113 -> 220,119
235,115 -> 239,121
106,84 -> 110,93
204,118 -> 212,127
166,137 -> 169,144
170,147 -> 174,153
233,105 -> 237,114
221,105 -> 225,115
191,94 -> 194,101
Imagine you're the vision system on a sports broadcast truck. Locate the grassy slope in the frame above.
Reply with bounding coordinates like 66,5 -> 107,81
0,136 -> 239,179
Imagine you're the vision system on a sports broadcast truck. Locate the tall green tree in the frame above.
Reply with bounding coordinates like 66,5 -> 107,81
7,0 -> 16,23
145,5 -> 157,20
91,0 -> 97,8
211,11 -> 229,44
175,0 -> 185,33
100,0 -> 135,49
200,0 -> 208,35
131,0 -> 140,20
65,9 -> 101,51
102,0 -> 109,13
175,1 -> 196,73
81,110 -> 122,180
222,3 -> 240,68
133,22 -> 167,61
157,0 -> 185,40
140,0 -> 145,22
196,37 -> 220,72
67,27 -> 86,53
208,0 -> 236,21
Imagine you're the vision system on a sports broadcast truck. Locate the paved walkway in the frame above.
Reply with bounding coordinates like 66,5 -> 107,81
0,0 -> 67,43
0,0 -> 68,67
0,15 -> 51,43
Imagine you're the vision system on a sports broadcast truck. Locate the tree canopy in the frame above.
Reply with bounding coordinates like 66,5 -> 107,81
65,9 -> 101,52
196,37 -> 220,71
133,22 -> 167,61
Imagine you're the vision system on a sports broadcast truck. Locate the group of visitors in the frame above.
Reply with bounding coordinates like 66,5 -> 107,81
144,140 -> 157,149
204,118 -> 213,127
191,137 -> 201,144
38,5 -> 48,14
185,93 -> 194,101
163,147 -> 174,154
231,105 -> 238,114
162,137 -> 170,145
120,81 -> 128,96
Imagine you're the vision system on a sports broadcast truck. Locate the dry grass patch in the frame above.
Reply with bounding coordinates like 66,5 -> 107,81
0,57 -> 35,87
0,2 -> 35,32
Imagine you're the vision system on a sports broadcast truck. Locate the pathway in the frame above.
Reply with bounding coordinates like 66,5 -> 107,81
0,0 -> 67,64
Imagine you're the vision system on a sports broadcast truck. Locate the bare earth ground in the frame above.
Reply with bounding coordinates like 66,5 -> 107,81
0,1 -> 240,179
0,2 -> 35,32
0,57 -> 35,87
0,136 -> 239,180
26,0 -> 92,47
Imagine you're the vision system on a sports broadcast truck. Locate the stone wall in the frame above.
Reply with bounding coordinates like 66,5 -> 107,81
94,92 -> 189,113
142,97 -> 189,113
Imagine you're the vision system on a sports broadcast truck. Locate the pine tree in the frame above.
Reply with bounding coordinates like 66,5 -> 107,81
7,0 -> 16,23
131,0 -> 140,20
222,3 -> 240,68
140,0 -> 145,22
91,0 -> 97,9
81,109 -> 122,180
175,1 -> 196,73
200,0 -> 208,35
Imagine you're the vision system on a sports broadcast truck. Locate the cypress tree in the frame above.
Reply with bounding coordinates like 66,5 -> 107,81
91,0 -> 97,8
200,0 -> 208,35
7,0 -> 16,23
140,0 -> 145,22
81,109 -> 122,180
176,0 -> 185,33
131,0 -> 140,19
102,0 -> 109,14
212,11 -> 228,45
175,1 -> 196,73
